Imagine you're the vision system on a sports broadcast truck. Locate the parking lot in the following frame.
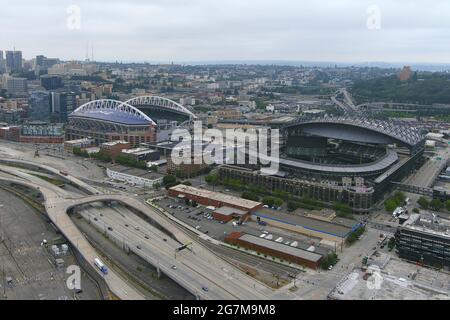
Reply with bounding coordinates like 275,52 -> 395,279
156,196 -> 325,250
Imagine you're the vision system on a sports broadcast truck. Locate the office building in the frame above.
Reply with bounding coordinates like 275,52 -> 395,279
395,212 -> 450,269
5,77 -> 28,95
51,90 -> 76,122
0,50 -> 4,73
5,50 -> 22,72
41,75 -> 63,90
29,91 -> 51,121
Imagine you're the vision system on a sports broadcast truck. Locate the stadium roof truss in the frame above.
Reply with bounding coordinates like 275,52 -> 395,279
125,96 -> 198,119
283,115 -> 425,150
71,99 -> 157,126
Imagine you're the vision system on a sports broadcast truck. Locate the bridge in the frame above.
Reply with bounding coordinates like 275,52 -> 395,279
390,182 -> 433,196
0,167 -> 145,300
0,159 -> 274,300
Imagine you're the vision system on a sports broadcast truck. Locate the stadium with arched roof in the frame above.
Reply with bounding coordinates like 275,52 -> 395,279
66,99 -> 157,147
218,114 -> 426,212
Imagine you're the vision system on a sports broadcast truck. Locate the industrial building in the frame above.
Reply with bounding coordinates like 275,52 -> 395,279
106,164 -> 164,188
225,232 -> 323,269
100,140 -> 131,159
168,185 -> 263,213
395,212 -> 450,269
252,209 -> 363,250
121,147 -> 160,162
212,206 -> 250,223
64,138 -> 96,153
0,122 -> 64,144
166,153 -> 209,177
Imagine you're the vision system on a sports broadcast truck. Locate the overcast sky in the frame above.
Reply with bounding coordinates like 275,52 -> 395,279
1,0 -> 450,63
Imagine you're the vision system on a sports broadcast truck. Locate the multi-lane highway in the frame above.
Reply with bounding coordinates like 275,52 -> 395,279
0,159 -> 278,300
78,204 -> 260,299
0,163 -> 146,300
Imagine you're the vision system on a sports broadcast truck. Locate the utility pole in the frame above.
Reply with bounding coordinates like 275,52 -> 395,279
2,262 -> 6,299
156,258 -> 161,279
0,203 -> 4,243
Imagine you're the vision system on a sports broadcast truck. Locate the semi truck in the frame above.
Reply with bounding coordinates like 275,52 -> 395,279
94,258 -> 108,275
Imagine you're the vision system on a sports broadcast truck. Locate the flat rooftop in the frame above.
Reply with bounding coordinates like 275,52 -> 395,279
254,209 -> 359,238
102,140 -> 129,146
402,212 -> 450,239
214,206 -> 248,216
122,147 -> 157,155
238,233 -> 323,262
107,164 -> 164,180
169,185 -> 261,210
64,138 -> 94,144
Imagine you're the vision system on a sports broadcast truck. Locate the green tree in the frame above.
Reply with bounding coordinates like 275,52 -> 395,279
287,201 -> 300,212
418,196 -> 430,209
393,191 -> 406,204
333,202 -> 353,216
430,198 -> 443,211
346,227 -> 365,245
445,200 -> 450,211
205,173 -> 219,185
320,253 -> 339,270
262,196 -> 283,208
92,151 -> 111,162
387,237 -> 396,250
163,174 -> 177,186
242,191 -> 259,202
384,199 -> 398,213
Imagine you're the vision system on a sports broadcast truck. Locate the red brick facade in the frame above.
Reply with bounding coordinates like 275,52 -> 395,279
225,232 -> 321,270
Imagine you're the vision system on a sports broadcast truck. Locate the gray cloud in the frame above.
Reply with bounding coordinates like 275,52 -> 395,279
0,0 -> 449,63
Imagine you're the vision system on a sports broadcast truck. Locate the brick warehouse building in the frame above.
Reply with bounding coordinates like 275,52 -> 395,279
225,232 -> 322,269
168,185 -> 263,213
212,206 -> 250,223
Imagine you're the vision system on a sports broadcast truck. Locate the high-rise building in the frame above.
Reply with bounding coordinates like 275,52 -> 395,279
29,91 -> 51,121
395,212 -> 450,268
51,90 -> 76,122
35,55 -> 46,68
5,77 -> 28,95
40,75 -> 63,90
0,50 -> 5,73
5,50 -> 22,73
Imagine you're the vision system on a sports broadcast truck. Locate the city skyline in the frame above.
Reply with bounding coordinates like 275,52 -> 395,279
1,0 -> 450,64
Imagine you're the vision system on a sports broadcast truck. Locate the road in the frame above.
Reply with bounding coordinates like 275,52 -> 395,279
0,159 -> 279,300
0,163 -> 145,300
62,194 -> 274,300
404,152 -> 448,188
78,204 -> 249,299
